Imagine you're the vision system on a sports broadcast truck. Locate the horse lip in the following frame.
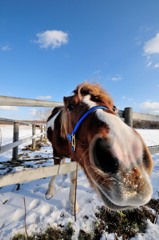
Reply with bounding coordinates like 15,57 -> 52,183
97,186 -> 135,211
95,172 -> 153,210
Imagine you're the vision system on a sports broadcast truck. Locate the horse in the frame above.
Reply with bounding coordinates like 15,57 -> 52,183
46,82 -> 153,212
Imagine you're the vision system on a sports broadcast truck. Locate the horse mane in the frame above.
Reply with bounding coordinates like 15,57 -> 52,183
60,108 -> 69,139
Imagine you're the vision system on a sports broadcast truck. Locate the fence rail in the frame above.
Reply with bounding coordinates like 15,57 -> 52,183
0,95 -> 63,107
149,145 -> 159,154
0,95 -> 159,188
0,162 -> 78,188
119,107 -> 159,126
0,119 -> 46,159
0,131 -> 44,155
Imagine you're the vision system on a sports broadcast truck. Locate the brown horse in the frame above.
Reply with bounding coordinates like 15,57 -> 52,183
46,82 -> 153,212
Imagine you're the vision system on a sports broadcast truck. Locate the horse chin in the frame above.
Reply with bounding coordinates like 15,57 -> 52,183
96,186 -> 135,211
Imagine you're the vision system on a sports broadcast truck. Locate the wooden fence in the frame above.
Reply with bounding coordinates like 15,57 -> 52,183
0,95 -> 62,107
0,96 -> 159,188
0,95 -> 63,160
0,121 -> 46,159
120,107 -> 159,127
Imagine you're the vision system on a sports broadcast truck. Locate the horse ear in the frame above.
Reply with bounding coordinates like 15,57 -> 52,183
80,88 -> 90,96
63,96 -> 75,112
63,96 -> 69,106
113,105 -> 118,113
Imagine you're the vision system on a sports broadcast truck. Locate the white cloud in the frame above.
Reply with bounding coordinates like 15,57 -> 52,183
1,45 -> 12,51
91,70 -> 101,75
111,75 -> 122,81
0,106 -> 19,111
35,30 -> 69,49
121,96 -> 134,103
144,33 -> 159,55
122,96 -> 126,100
36,96 -> 52,100
146,60 -> 152,68
153,63 -> 159,69
143,33 -> 159,68
30,108 -> 48,121
30,108 -> 38,116
140,101 -> 159,115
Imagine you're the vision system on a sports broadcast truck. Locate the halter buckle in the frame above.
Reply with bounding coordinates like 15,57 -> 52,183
71,134 -> 76,152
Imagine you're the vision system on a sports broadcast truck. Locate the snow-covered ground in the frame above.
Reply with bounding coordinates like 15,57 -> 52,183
0,125 -> 159,240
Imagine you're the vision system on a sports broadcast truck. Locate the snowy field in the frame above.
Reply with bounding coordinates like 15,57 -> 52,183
0,125 -> 159,239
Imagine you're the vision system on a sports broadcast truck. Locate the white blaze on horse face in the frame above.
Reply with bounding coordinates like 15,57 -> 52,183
97,110 -> 143,167
83,95 -> 143,167
46,111 -> 60,130
83,94 -> 98,108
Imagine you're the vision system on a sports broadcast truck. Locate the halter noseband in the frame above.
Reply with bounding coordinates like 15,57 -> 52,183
67,105 -> 108,151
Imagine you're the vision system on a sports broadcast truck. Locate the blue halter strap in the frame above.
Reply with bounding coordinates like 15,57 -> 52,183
67,105 -> 108,151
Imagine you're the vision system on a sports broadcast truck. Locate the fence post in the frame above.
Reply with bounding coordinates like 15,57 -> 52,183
124,107 -> 133,127
40,124 -> 45,141
12,122 -> 19,161
44,125 -> 47,139
32,124 -> 36,150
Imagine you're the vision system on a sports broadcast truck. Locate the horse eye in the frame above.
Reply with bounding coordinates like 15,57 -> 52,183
67,104 -> 74,112
91,95 -> 100,102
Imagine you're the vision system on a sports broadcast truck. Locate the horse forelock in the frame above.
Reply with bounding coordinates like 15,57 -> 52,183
74,82 -> 114,109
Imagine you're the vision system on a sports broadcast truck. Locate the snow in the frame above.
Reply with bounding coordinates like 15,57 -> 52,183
0,125 -> 159,240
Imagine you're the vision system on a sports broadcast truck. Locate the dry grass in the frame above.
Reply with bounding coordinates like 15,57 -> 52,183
11,198 -> 159,240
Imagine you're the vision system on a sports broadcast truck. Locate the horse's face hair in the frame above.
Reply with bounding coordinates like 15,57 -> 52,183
49,82 -> 153,211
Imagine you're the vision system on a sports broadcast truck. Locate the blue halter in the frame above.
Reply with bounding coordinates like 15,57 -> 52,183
67,105 -> 108,151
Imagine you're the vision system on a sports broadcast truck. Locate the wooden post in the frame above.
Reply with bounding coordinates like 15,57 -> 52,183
40,125 -> 43,141
124,107 -> 133,127
40,125 -> 45,141
32,124 -> 36,150
44,124 -> 47,140
12,122 -> 19,160
42,125 -> 47,140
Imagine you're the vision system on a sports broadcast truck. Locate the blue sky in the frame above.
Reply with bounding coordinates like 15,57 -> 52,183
0,0 -> 159,120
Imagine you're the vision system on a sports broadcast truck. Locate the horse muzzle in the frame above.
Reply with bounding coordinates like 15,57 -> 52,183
88,136 -> 153,211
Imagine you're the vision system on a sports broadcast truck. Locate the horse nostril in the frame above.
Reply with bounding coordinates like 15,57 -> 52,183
93,138 -> 119,174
